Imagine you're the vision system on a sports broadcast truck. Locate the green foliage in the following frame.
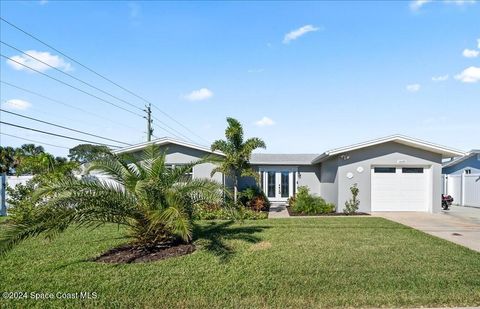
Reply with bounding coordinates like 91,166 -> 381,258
0,146 -> 19,175
210,117 -> 266,203
238,186 -> 270,211
68,144 -> 111,163
193,203 -> 267,220
0,146 -> 224,254
344,183 -> 360,215
291,186 -> 335,215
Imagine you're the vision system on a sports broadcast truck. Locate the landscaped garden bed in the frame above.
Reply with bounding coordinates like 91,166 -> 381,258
91,243 -> 196,264
286,207 -> 369,216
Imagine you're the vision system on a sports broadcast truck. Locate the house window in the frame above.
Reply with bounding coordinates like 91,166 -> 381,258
402,167 -> 424,174
465,169 -> 472,175
374,167 -> 396,173
166,164 -> 193,181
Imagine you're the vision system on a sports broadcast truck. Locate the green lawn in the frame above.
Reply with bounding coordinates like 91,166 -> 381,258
1,218 -> 479,308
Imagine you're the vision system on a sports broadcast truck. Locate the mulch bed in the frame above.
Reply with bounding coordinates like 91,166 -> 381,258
287,207 -> 370,217
91,243 -> 196,264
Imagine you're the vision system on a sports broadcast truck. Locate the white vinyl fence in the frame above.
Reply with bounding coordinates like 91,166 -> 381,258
443,174 -> 480,208
0,174 -> 117,215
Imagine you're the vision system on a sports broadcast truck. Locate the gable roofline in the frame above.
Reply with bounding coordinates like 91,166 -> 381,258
442,149 -> 480,168
312,134 -> 465,164
113,137 -> 225,156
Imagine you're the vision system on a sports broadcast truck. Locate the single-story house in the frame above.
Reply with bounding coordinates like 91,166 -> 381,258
442,150 -> 480,208
442,150 -> 480,175
115,135 -> 464,213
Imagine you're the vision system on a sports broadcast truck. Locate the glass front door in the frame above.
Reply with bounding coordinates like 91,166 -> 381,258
262,169 -> 294,202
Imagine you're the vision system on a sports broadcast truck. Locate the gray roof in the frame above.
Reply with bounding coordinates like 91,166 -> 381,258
249,153 -> 320,165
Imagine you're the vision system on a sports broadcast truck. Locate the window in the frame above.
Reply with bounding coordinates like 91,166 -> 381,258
465,169 -> 472,175
402,167 -> 424,174
374,167 -> 396,173
166,164 -> 193,181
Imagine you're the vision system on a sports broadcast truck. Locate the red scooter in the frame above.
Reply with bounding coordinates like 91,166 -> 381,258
442,194 -> 454,210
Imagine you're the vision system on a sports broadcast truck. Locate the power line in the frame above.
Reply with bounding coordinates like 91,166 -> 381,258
0,109 -> 131,146
151,115 -> 197,143
0,121 -> 122,148
0,17 -> 209,145
1,40 -> 144,113
0,80 -> 140,131
151,105 -> 210,144
0,132 -> 71,150
0,54 -> 144,118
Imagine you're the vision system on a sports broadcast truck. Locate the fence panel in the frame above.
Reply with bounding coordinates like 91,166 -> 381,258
445,175 -> 462,205
464,174 -> 480,207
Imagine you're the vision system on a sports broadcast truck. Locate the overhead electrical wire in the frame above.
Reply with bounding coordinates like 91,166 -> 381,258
1,40 -> 144,113
0,132 -> 71,150
0,17 -> 209,145
0,80 -> 140,131
0,121 -> 122,148
0,109 -> 132,146
0,54 -> 144,118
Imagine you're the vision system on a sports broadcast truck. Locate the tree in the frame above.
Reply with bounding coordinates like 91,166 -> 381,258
211,117 -> 266,204
68,144 -> 111,164
0,146 -> 19,175
0,146 -> 223,254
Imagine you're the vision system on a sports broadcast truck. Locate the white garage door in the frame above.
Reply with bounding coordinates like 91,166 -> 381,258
371,166 -> 429,212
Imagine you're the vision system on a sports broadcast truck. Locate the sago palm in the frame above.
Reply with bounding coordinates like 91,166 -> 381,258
211,117 -> 266,204
0,146 -> 223,254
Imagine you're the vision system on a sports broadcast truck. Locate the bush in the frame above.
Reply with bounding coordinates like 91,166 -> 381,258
193,203 -> 267,220
239,186 -> 270,212
343,183 -> 360,215
291,186 -> 335,215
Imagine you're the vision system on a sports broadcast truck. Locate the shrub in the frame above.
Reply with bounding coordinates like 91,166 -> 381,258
239,186 -> 270,212
344,183 -> 360,215
291,186 -> 335,215
193,203 -> 267,220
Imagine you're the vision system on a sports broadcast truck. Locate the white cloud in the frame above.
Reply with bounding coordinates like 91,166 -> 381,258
255,116 -> 275,127
406,84 -> 421,92
462,48 -> 479,58
39,0 -> 48,4
432,74 -> 449,82
247,68 -> 265,73
283,25 -> 320,44
182,88 -> 213,101
410,0 -> 432,11
478,38 -> 480,48
455,66 -> 480,83
6,50 -> 72,73
2,99 -> 32,110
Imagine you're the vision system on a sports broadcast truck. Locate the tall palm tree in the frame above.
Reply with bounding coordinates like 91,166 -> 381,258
0,146 -> 223,254
211,118 -> 266,204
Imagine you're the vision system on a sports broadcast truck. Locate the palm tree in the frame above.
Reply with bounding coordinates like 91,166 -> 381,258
0,146 -> 223,254
211,118 -> 266,204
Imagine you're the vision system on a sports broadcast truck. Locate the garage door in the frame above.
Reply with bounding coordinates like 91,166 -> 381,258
371,166 -> 429,211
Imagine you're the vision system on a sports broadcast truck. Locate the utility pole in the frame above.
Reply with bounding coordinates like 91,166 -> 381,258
144,103 -> 153,141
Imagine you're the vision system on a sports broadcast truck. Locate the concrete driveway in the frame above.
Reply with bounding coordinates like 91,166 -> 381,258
374,206 -> 480,252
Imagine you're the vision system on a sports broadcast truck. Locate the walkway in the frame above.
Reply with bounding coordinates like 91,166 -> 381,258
268,202 -> 290,218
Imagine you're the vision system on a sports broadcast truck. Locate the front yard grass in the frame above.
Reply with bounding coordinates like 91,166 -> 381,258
1,217 -> 479,308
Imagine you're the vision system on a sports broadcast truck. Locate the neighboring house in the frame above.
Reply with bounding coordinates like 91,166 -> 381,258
115,135 -> 464,213
442,150 -> 480,208
442,150 -> 480,175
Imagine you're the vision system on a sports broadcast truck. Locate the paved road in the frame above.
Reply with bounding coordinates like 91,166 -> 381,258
374,206 -> 480,253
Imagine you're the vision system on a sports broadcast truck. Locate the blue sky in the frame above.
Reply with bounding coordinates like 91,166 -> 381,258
0,0 -> 479,157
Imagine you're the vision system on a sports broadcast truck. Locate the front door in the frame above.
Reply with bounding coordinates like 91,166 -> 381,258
263,169 -> 295,202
